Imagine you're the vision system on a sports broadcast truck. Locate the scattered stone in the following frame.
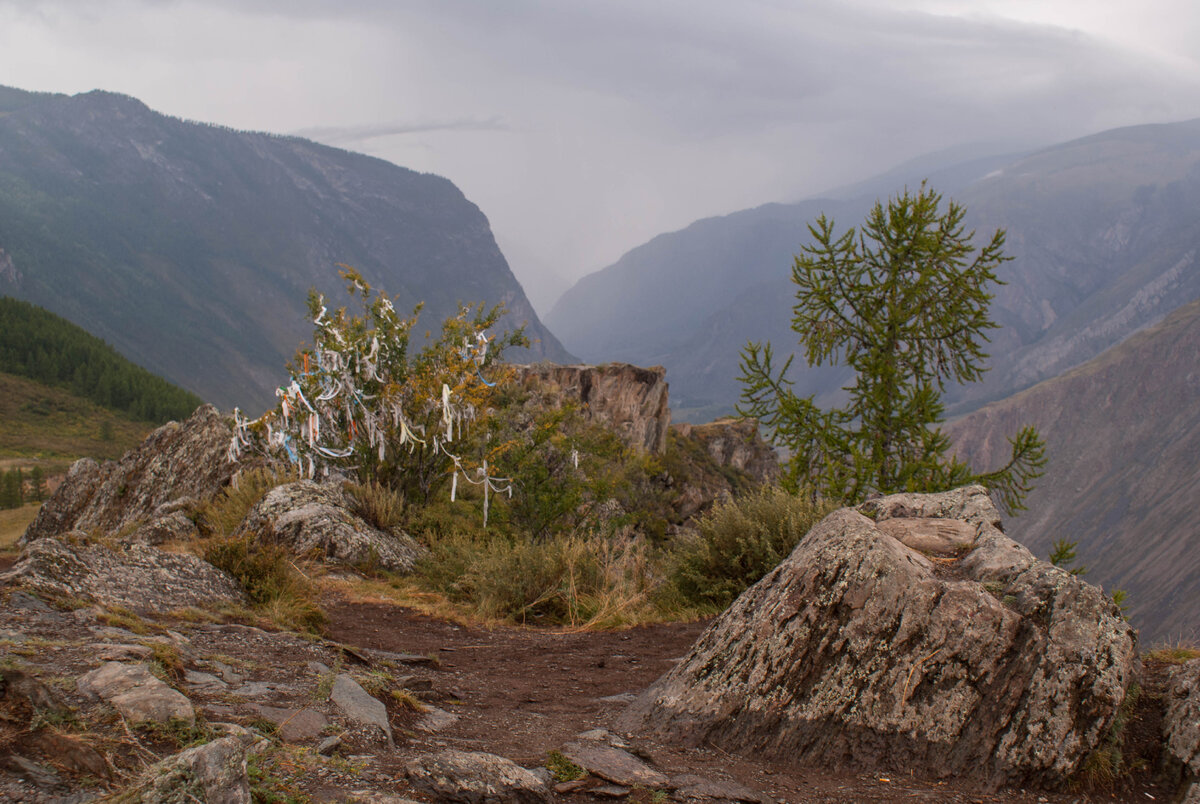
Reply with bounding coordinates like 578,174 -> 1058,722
317,735 -> 342,756
1,753 -> 63,791
21,405 -> 235,545
5,590 -> 53,612
597,692 -> 637,705
234,480 -> 425,573
183,670 -> 229,693
331,673 -> 393,746
25,732 -> 109,780
229,681 -> 297,699
93,643 -> 154,661
2,536 -> 245,615
1,667 -> 70,716
249,704 -> 329,743
670,774 -> 766,802
1164,659 -> 1200,801
559,741 -> 669,789
619,487 -> 1138,790
307,661 -> 331,675
77,662 -> 195,725
416,705 -> 460,733
406,749 -> 550,803
114,734 -> 251,803
209,660 -> 245,684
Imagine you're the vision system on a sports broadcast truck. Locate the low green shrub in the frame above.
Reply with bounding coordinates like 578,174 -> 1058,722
665,485 -> 832,613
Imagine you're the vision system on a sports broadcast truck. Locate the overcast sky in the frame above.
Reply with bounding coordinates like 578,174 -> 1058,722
3,0 -> 1200,313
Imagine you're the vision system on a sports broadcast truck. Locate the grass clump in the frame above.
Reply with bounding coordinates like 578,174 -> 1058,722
345,479 -> 405,531
664,486 -> 833,613
418,529 -> 661,628
203,533 -> 325,634
199,468 -> 288,538
1145,642 -> 1200,664
546,749 -> 586,782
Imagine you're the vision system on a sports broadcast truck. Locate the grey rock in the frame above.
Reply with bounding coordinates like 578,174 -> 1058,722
93,643 -> 155,661
317,735 -> 342,756
1164,659 -> 1200,795
1,753 -> 63,790
514,363 -> 670,455
209,660 -> 245,684
1,536 -> 245,615
415,704 -> 460,733
670,774 -> 765,802
591,784 -> 632,797
115,734 -> 251,803
235,480 -> 424,573
331,673 -> 393,746
406,749 -> 550,803
249,704 -> 329,743
77,662 -> 195,725
6,590 -> 53,612
619,487 -> 1138,790
183,670 -> 229,693
1,667 -> 70,716
21,405 -> 234,544
559,741 -> 669,788
128,511 -> 199,546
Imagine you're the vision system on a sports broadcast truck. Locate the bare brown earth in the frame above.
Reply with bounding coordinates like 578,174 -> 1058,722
0,565 -> 1174,803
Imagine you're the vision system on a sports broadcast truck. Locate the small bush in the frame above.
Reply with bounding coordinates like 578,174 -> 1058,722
203,534 -> 325,633
345,480 -> 405,531
665,485 -> 833,613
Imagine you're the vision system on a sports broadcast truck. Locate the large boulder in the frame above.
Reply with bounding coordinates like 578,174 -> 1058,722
0,535 -> 245,614
514,363 -> 670,454
619,487 -> 1137,790
234,481 -> 424,573
22,404 -> 235,544
1163,659 -> 1200,801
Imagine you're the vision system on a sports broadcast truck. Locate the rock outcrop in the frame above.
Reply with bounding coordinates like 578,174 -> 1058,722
21,404 -> 234,544
619,486 -> 1137,790
1164,659 -> 1200,801
671,417 -> 779,485
515,363 -> 670,454
234,481 -> 424,573
0,534 -> 246,613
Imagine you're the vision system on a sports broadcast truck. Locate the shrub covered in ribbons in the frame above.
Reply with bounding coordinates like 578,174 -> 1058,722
229,267 -> 526,507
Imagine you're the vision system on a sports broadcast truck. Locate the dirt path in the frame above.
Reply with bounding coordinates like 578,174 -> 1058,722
324,600 -> 1165,803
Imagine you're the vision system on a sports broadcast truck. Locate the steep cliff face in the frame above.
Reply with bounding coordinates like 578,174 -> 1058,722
0,85 -> 571,413
514,363 -> 670,454
948,298 -> 1200,643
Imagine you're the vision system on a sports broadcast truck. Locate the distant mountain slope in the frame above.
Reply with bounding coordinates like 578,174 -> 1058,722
0,296 -> 202,423
549,119 -> 1200,420
0,85 -> 571,414
947,298 -> 1200,644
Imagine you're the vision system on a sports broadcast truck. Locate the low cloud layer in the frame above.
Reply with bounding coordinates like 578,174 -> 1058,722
2,0 -> 1199,312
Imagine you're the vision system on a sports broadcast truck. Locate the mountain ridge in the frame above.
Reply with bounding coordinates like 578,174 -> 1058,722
0,85 -> 571,413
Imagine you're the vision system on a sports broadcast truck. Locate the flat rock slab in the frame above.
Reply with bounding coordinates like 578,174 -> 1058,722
77,662 -> 194,725
406,749 -> 549,804
873,517 -> 975,556
560,741 -> 668,789
250,704 -> 329,743
331,673 -> 392,745
416,705 -> 460,733
670,773 -> 766,802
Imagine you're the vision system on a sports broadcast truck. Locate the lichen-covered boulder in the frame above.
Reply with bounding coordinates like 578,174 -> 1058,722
405,750 -> 550,804
234,481 -> 424,573
1164,659 -> 1200,801
0,535 -> 245,614
21,404 -> 234,544
619,486 -> 1137,790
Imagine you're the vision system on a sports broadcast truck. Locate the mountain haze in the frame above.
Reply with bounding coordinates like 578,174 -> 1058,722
549,119 -> 1200,421
0,85 -> 571,414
